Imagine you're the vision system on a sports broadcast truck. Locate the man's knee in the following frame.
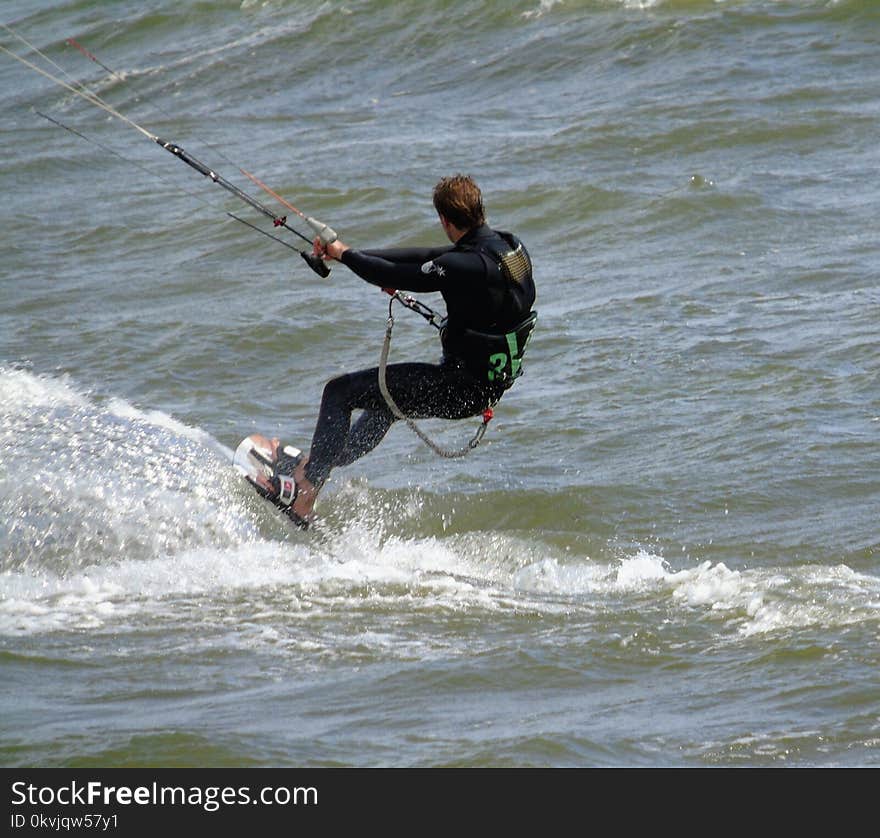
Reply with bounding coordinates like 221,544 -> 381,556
322,368 -> 380,412
322,372 -> 354,407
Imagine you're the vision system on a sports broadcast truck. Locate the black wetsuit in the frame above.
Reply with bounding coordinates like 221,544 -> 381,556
303,224 -> 536,490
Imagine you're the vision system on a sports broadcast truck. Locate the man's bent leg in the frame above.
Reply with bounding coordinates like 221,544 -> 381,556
303,369 -> 390,491
335,408 -> 396,468
299,362 -> 500,519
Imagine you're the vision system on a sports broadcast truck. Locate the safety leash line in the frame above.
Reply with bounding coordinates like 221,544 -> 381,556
377,295 -> 493,459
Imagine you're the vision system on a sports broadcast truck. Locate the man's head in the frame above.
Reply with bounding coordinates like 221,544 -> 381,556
433,174 -> 485,235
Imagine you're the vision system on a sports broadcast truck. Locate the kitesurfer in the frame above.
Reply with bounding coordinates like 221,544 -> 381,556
269,174 -> 537,527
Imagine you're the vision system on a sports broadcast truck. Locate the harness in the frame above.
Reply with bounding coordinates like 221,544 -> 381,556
441,231 -> 537,386
454,311 -> 538,387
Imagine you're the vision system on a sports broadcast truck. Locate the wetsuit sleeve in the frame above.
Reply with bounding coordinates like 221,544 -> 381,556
340,246 -> 459,292
358,246 -> 451,263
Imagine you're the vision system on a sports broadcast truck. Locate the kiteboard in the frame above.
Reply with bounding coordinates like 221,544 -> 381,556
232,433 -> 309,529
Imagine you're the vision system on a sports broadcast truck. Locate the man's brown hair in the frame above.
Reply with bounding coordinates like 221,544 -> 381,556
432,174 -> 485,231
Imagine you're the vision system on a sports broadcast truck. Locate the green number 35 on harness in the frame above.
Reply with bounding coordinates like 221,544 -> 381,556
477,310 -> 538,385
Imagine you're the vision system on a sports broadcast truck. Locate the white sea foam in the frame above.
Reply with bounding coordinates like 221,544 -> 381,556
521,0 -> 565,20
2,369 -> 876,648
106,397 -> 233,460
0,366 -> 88,413
3,509 -> 876,645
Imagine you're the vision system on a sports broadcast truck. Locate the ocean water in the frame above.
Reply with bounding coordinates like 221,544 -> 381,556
1,0 -> 879,768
